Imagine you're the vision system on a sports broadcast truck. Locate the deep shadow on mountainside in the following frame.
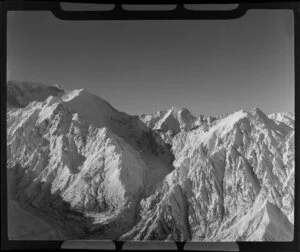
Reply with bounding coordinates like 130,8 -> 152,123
6,81 -> 294,241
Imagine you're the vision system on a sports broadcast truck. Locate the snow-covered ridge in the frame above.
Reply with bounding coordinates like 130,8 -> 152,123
7,82 -> 174,240
140,106 -> 197,134
121,106 -> 294,241
7,81 -> 294,241
7,80 -> 64,109
268,112 -> 294,129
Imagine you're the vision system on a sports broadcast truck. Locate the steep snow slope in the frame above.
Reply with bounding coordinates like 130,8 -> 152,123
269,112 -> 294,129
140,107 -> 218,144
7,80 -> 64,109
140,107 -> 196,134
7,88 -> 174,240
212,190 -> 293,241
121,108 -> 294,241
7,82 -> 294,241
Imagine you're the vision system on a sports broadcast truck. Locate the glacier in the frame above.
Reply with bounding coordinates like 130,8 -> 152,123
6,81 -> 294,241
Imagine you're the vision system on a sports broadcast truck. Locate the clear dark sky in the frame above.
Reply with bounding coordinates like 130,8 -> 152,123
7,10 -> 294,116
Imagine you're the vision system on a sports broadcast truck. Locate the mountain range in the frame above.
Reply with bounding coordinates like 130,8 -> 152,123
6,81 -> 294,241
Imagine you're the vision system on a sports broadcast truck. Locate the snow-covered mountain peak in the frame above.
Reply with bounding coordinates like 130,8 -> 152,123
62,88 -> 86,102
6,82 -> 294,241
59,88 -> 129,128
162,106 -> 194,117
7,83 -> 176,239
140,106 -> 197,138
251,107 -> 270,122
169,105 -> 178,112
212,110 -> 248,130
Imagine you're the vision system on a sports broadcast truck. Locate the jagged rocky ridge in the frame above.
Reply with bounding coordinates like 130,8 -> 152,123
7,80 -> 65,109
7,81 -> 294,241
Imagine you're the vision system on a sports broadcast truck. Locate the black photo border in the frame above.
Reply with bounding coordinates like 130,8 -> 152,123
1,1 -> 299,251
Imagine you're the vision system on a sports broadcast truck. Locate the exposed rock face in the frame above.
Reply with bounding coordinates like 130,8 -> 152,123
7,80 -> 65,109
122,109 -> 294,241
269,112 -> 294,130
139,107 -> 217,144
6,82 -> 294,241
7,85 -> 174,240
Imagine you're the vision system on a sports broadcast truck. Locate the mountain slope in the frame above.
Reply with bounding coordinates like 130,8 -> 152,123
140,107 -> 218,144
7,87 -> 174,240
140,107 -> 196,135
121,108 -> 294,241
6,82 -> 294,241
7,80 -> 64,109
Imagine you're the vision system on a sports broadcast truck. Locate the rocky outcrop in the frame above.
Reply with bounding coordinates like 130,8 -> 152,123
121,109 -> 294,241
7,88 -> 174,240
7,82 -> 294,241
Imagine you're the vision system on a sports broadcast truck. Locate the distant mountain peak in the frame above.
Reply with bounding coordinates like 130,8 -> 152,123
7,80 -> 65,109
251,107 -> 271,119
6,81 -> 294,241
